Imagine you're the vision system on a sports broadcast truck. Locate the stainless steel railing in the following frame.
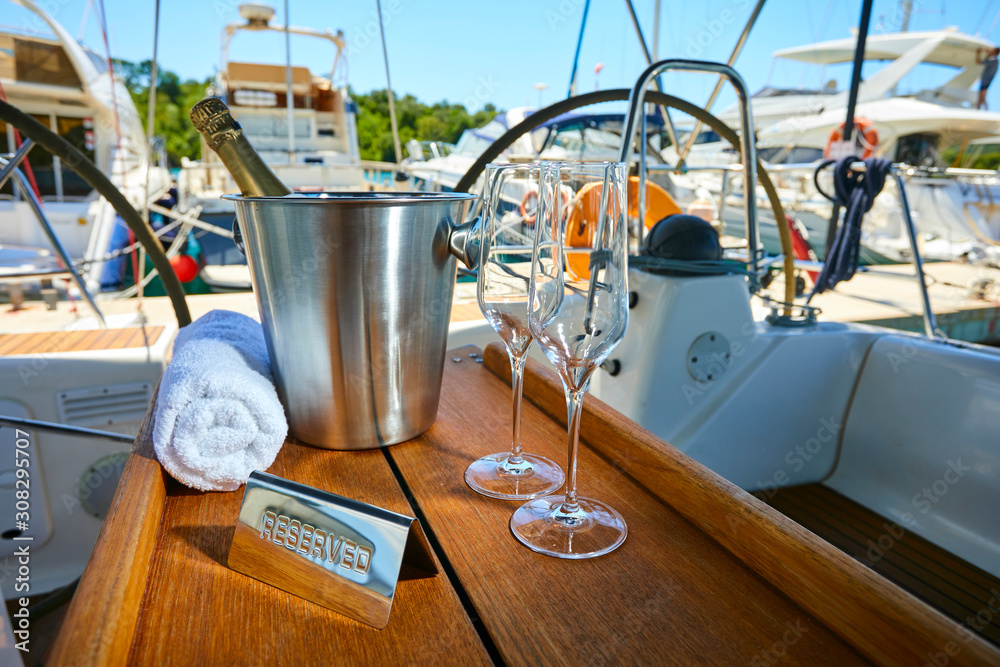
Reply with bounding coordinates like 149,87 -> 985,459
618,59 -> 762,277
0,143 -> 106,327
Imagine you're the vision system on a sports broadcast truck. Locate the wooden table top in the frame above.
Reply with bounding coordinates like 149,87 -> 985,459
50,344 -> 1000,666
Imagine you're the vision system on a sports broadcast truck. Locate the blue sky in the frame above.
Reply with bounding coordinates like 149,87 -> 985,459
8,0 -> 1000,115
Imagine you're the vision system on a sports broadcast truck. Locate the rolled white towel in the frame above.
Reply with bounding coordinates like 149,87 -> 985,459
153,310 -> 288,492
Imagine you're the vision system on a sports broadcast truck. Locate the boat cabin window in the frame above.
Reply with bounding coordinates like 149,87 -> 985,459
233,90 -> 278,107
455,126 -> 501,156
3,114 -> 95,200
225,62 -> 339,114
757,146 -> 824,164
13,39 -> 81,89
895,133 -> 941,167
238,113 -> 312,140
55,116 -> 96,197
693,129 -> 721,145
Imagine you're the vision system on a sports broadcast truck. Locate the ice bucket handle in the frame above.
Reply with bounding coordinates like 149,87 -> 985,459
232,212 -> 481,271
448,215 -> 481,271
233,216 -> 245,255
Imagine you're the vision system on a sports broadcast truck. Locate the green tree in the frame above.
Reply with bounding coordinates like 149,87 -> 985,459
112,60 -> 504,165
351,89 -> 501,162
114,59 -> 211,166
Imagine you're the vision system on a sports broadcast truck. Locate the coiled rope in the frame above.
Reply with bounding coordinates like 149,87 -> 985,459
809,156 -> 892,298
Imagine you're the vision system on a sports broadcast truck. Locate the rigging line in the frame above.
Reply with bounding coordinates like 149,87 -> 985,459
77,0 -> 92,42
815,0 -> 836,87
798,0 -> 817,87
376,0 -> 402,168
976,0 -> 997,34
95,0 -> 139,296
139,0 -> 162,307
988,7 -> 1000,37
283,0 -> 295,163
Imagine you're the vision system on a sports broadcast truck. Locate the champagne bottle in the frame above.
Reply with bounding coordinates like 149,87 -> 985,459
190,97 -> 291,197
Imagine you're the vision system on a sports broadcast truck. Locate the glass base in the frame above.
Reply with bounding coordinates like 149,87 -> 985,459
509,495 -> 627,559
464,453 -> 565,501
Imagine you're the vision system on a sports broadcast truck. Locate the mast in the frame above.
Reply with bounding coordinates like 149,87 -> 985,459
651,0 -> 660,60
623,0 -> 680,153
676,0 -> 767,166
843,0 -> 875,145
900,0 -> 913,32
890,0 -> 912,96
567,0 -> 592,97
284,0 -> 295,164
376,0 -> 402,168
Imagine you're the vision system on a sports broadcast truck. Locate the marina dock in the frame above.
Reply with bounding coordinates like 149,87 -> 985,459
760,261 -> 1000,343
4,260 -> 1000,345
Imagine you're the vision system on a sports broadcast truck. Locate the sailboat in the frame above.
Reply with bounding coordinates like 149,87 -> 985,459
671,27 -> 1000,264
1,0 -> 999,659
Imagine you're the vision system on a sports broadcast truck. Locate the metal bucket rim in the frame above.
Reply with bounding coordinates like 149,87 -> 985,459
222,191 -> 477,204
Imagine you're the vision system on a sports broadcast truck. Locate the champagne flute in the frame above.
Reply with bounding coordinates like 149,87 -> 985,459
511,161 -> 629,558
464,163 -> 565,500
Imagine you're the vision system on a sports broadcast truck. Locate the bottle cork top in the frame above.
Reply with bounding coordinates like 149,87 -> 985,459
190,98 -> 241,149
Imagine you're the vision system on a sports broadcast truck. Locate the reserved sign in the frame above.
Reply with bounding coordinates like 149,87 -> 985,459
227,471 -> 436,629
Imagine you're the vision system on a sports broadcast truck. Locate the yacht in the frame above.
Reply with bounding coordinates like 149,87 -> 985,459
176,3 -> 370,218
671,28 -> 1000,264
2,3 -> 1000,657
406,109 -> 671,192
0,0 -> 172,296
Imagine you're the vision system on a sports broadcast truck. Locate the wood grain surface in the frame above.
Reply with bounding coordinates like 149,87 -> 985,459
765,483 -> 1000,646
0,326 -> 163,356
47,387 -> 168,666
54,429 -> 490,665
55,342 -> 999,666
477,342 -> 1000,666
388,345 -> 870,666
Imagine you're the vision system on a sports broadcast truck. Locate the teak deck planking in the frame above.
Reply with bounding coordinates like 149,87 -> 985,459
0,326 -> 163,356
765,483 -> 1000,646
48,345 -> 1000,665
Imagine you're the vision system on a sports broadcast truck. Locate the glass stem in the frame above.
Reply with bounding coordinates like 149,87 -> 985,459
561,388 -> 585,513
508,352 -> 527,464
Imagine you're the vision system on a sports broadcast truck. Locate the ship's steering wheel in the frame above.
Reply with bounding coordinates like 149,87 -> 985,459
453,88 -> 794,306
0,100 -> 192,327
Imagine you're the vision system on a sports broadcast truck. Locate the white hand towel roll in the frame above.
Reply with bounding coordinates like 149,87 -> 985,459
153,310 -> 288,491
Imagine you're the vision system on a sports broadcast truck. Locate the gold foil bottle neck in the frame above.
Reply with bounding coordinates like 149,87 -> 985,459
190,98 -> 242,150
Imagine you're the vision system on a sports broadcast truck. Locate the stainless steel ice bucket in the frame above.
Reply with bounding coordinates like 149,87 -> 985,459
224,192 -> 479,450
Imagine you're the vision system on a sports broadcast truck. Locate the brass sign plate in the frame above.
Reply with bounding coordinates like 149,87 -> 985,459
228,470 -> 437,629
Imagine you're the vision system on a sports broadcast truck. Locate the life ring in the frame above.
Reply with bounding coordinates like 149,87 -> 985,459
519,188 -> 568,226
564,176 -> 681,279
823,117 -> 879,159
